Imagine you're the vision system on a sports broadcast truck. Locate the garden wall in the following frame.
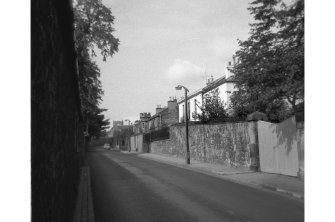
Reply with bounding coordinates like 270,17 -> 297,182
32,0 -> 84,221
150,122 -> 258,168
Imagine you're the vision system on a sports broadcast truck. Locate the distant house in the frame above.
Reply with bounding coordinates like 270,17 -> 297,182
146,98 -> 179,132
107,120 -> 124,138
130,112 -> 151,152
108,120 -> 132,150
133,112 -> 151,134
177,62 -> 237,123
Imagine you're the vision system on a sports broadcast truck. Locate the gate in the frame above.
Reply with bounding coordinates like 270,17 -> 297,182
257,116 -> 299,176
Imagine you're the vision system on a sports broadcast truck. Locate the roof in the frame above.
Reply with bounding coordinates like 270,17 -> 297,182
147,108 -> 168,120
226,75 -> 236,82
202,76 -> 226,93
177,88 -> 203,104
177,75 -> 236,104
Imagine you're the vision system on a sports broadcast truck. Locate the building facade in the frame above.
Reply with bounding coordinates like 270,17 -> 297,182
146,98 -> 179,132
177,62 -> 237,123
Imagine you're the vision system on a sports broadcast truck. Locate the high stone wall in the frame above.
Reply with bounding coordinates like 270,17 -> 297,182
31,0 -> 84,221
151,122 -> 256,168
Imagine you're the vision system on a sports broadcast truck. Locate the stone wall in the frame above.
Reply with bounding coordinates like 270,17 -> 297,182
163,103 -> 179,126
151,122 -> 256,168
31,1 -> 84,221
150,139 -> 172,155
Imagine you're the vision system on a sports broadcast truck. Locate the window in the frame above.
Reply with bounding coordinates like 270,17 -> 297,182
187,101 -> 190,120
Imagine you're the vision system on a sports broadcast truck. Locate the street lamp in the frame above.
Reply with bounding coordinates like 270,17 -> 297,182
124,119 -> 132,152
175,85 -> 190,164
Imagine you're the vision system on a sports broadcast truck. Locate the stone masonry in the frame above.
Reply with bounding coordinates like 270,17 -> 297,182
32,0 -> 84,221
151,122 -> 257,168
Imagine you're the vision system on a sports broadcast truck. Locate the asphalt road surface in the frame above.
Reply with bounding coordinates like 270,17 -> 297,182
87,148 -> 304,222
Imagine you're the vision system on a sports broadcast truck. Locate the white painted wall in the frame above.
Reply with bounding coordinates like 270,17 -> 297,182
178,93 -> 203,122
178,103 -> 183,122
218,82 -> 237,109
189,93 -> 203,121
177,65 -> 237,122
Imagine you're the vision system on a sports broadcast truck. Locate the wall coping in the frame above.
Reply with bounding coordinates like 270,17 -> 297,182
151,139 -> 171,142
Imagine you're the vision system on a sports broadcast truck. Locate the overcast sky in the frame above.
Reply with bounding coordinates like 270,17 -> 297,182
94,0 -> 254,126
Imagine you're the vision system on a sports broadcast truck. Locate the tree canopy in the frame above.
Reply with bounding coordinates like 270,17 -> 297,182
230,0 -> 304,122
73,0 -> 119,60
73,0 -> 119,138
193,89 -> 230,123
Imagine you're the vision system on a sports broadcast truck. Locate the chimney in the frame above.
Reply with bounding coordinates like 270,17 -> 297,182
167,98 -> 177,111
207,75 -> 214,85
156,105 -> 163,114
140,112 -> 151,121
225,61 -> 234,79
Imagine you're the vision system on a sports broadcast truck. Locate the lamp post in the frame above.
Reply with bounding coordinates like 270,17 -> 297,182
125,119 -> 132,152
175,85 -> 190,164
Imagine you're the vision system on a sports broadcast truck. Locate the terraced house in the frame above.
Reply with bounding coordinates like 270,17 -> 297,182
178,62 -> 237,122
146,98 -> 179,132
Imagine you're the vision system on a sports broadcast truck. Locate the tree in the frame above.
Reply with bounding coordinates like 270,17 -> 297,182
73,0 -> 119,60
231,0 -> 304,122
193,89 -> 229,123
73,0 -> 119,138
87,108 -> 110,138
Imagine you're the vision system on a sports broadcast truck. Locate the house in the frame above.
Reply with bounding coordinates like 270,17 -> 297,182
177,62 -> 237,122
107,120 -> 124,138
133,112 -> 151,134
146,97 -> 179,133
130,112 -> 151,152
108,120 -> 133,150
177,88 -> 203,122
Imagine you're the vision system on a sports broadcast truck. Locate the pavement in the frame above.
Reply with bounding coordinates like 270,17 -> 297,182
73,166 -> 95,222
121,151 -> 304,200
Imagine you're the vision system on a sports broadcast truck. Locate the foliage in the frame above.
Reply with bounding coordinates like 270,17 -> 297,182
73,0 -> 119,138
87,108 -> 110,138
193,89 -> 230,123
112,127 -> 132,139
73,0 -> 119,61
231,0 -> 304,122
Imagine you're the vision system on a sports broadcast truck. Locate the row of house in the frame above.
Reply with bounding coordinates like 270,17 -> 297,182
178,62 -> 237,122
105,61 -> 304,179
108,61 -> 237,151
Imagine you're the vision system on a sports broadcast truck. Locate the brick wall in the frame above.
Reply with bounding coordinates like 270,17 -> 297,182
31,0 -> 84,221
151,122 -> 257,168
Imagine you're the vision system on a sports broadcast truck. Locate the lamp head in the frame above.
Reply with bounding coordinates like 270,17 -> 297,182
175,85 -> 183,90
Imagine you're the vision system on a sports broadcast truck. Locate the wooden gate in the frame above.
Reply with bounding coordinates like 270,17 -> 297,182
257,117 -> 299,176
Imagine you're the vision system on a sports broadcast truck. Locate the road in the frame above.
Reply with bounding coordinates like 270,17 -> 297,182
87,148 -> 304,222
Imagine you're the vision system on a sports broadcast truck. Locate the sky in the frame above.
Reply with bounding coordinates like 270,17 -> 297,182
94,0 -> 255,126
